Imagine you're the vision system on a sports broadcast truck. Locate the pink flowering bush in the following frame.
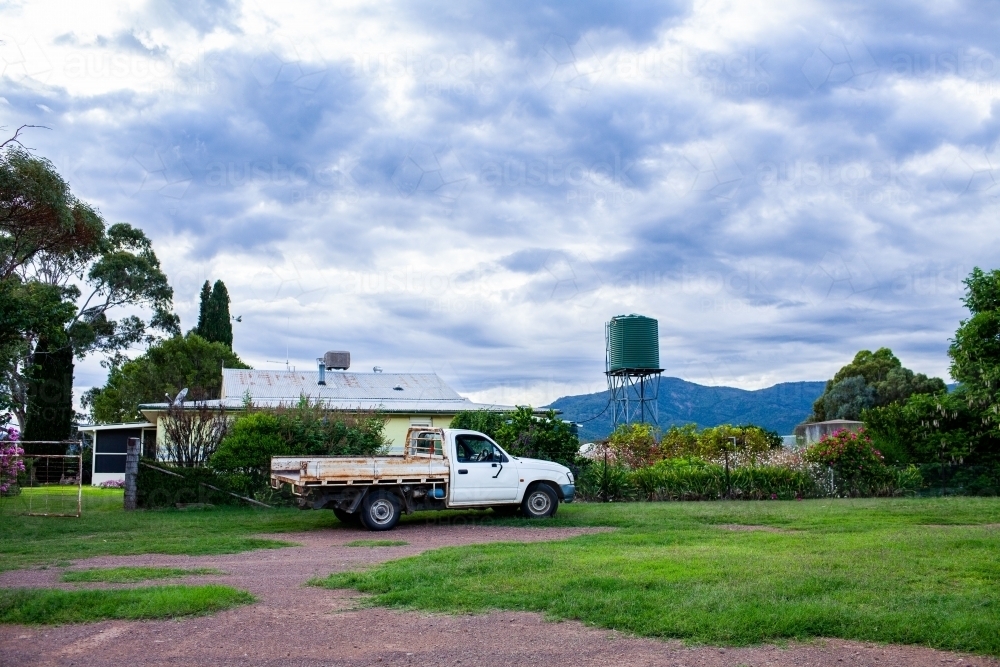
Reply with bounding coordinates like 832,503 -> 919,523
804,428 -> 894,496
1,442 -> 25,494
99,479 -> 126,489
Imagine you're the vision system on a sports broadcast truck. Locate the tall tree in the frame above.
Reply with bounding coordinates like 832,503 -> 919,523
810,348 -> 945,422
949,267 -> 1000,455
84,333 -> 250,424
0,137 -> 179,438
196,279 -> 233,348
208,280 -> 233,348
195,280 -> 211,337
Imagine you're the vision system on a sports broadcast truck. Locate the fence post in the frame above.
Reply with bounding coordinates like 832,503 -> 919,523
124,437 -> 140,511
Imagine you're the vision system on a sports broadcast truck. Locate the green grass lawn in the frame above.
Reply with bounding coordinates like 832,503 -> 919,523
5,489 -> 1000,654
317,498 -> 1000,656
0,585 -> 253,624
0,487 -> 338,572
61,566 -> 222,583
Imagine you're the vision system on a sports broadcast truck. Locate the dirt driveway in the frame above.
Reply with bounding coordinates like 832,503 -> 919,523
1,522 -> 996,667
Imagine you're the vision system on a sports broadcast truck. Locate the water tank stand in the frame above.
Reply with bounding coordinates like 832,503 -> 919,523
606,368 -> 663,428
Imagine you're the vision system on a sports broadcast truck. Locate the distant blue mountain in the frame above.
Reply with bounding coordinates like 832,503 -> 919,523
548,377 -> 827,442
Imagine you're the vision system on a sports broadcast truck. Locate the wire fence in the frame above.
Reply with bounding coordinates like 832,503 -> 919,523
1,454 -> 83,517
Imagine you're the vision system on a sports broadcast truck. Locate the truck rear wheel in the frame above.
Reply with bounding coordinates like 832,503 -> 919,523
361,491 -> 401,531
521,484 -> 557,519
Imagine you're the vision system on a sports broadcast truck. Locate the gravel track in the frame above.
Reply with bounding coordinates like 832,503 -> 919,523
1,521 -> 996,667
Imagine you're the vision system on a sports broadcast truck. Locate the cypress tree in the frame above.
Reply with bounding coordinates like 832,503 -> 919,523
207,280 -> 233,348
195,280 -> 212,339
23,336 -> 75,447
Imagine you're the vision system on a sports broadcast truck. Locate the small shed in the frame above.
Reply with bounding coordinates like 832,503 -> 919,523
77,423 -> 156,486
803,420 -> 863,445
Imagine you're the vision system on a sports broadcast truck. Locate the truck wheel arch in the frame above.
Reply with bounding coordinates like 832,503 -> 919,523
526,480 -> 563,500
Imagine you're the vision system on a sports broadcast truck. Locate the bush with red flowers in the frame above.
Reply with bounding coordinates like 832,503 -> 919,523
804,427 -> 895,495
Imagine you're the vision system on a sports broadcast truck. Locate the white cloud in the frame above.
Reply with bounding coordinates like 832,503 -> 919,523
6,0 -> 998,409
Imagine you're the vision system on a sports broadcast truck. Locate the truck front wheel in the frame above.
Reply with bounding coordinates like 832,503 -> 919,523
361,491 -> 401,531
521,484 -> 558,519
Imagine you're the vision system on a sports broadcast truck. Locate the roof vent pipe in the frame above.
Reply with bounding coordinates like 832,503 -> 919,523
317,359 -> 327,385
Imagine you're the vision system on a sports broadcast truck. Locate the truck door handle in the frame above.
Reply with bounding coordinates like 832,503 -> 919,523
458,469 -> 468,474
491,463 -> 498,467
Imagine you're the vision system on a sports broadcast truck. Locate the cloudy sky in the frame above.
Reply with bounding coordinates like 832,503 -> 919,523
2,0 -> 997,407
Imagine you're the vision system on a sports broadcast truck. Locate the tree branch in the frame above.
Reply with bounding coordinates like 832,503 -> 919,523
0,125 -> 50,150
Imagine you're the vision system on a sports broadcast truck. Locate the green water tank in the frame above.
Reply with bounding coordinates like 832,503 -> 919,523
607,314 -> 660,372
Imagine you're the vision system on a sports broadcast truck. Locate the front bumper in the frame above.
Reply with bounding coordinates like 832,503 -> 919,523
560,484 -> 576,503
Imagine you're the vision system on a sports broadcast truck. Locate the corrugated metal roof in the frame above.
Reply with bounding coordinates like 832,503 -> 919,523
221,369 -> 466,403
139,397 -> 510,414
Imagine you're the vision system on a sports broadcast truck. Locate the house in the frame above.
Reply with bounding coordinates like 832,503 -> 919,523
137,368 -> 519,456
802,419 -> 863,445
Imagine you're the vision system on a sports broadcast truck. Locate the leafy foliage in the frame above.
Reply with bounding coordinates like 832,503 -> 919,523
208,412 -> 288,496
811,348 -> 946,421
856,267 -> 1000,491
626,457 -> 815,501
803,428 -> 895,496
655,423 -> 782,466
451,406 -> 579,465
136,463 -> 243,508
84,333 -> 249,423
949,267 -> 1000,458
195,279 -> 233,348
1,142 -> 179,438
607,422 -> 659,468
448,409 -> 507,438
208,399 -> 388,497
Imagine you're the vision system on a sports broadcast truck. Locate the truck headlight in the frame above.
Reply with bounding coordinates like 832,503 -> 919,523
566,471 -> 574,484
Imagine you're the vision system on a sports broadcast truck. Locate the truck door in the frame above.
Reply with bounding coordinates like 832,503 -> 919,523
450,434 -> 519,504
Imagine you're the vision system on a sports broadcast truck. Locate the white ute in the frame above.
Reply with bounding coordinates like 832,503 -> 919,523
270,427 -> 575,531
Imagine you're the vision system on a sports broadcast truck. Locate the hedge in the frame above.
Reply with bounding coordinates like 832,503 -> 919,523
136,463 -> 242,508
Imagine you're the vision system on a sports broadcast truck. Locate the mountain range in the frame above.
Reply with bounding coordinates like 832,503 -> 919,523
547,378 -> 827,442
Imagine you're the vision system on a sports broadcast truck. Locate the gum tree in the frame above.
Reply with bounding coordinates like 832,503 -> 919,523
0,134 -> 179,440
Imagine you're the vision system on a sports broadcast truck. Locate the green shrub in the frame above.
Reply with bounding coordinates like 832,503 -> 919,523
577,461 -> 635,501
209,412 -> 289,497
803,427 -> 895,496
203,399 -> 388,501
608,423 -> 659,468
626,457 -> 815,501
451,407 -> 579,465
266,399 -> 388,457
137,463 -> 240,508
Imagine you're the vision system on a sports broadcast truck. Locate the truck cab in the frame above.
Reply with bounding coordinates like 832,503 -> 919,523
270,427 -> 575,531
